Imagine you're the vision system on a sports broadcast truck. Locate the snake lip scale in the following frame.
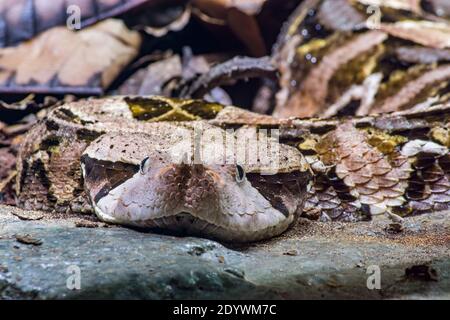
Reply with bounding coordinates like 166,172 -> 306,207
15,96 -> 450,242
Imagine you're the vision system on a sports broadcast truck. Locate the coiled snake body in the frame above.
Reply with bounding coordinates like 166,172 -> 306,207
16,96 -> 450,242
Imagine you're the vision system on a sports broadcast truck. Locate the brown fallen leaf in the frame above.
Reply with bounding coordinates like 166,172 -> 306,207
0,19 -> 141,95
11,210 -> 45,221
372,64 -> 450,113
283,249 -> 299,256
15,234 -> 43,246
118,52 -> 231,102
118,55 -> 183,95
0,95 -> 63,124
0,0 -> 153,47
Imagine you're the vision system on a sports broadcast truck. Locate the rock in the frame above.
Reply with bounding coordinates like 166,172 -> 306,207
0,205 -> 449,299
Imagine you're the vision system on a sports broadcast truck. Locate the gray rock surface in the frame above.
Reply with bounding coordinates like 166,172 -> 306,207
0,205 -> 449,299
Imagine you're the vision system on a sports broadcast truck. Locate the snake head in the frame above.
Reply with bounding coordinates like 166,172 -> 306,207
81,123 -> 312,242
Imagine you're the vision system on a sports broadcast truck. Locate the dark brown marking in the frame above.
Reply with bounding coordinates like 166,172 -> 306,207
81,155 -> 139,204
246,170 -> 310,217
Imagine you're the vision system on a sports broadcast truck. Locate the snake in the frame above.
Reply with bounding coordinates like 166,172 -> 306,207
15,96 -> 450,242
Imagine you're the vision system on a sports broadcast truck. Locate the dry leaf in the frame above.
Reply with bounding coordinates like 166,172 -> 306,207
0,0 -> 152,47
118,52 -> 230,99
395,46 -> 450,64
283,249 -> 299,256
15,234 -> 43,246
192,0 -> 268,56
424,0 -> 450,18
119,55 -> 182,95
11,210 -> 44,221
0,19 -> 141,95
134,3 -> 191,37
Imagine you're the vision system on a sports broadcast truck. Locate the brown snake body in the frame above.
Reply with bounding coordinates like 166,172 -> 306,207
15,96 -> 450,241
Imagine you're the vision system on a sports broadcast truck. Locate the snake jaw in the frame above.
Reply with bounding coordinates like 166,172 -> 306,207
81,129 -> 311,242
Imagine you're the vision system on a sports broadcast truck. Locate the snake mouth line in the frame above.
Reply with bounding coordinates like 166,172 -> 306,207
142,212 -> 292,242
92,205 -> 292,242
137,212 -> 223,235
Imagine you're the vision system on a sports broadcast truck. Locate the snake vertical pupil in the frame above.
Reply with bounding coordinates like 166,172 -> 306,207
140,156 -> 150,174
235,164 -> 246,183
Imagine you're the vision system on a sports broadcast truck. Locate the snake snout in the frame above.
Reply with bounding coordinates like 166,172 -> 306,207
183,166 -> 221,212
82,130 -> 311,242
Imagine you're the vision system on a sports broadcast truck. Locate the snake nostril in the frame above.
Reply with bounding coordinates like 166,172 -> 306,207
140,156 -> 150,174
235,164 -> 246,183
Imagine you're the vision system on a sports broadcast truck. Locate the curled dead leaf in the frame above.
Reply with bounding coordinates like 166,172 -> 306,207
119,55 -> 183,95
422,0 -> 450,18
15,234 -> 43,246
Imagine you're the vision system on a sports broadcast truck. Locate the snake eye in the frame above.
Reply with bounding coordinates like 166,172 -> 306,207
140,156 -> 150,174
235,164 -> 246,183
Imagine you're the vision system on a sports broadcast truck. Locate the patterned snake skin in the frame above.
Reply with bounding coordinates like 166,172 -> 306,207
15,96 -> 450,241
211,100 -> 450,222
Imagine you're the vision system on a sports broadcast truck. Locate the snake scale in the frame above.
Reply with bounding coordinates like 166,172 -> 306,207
15,96 -> 450,242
